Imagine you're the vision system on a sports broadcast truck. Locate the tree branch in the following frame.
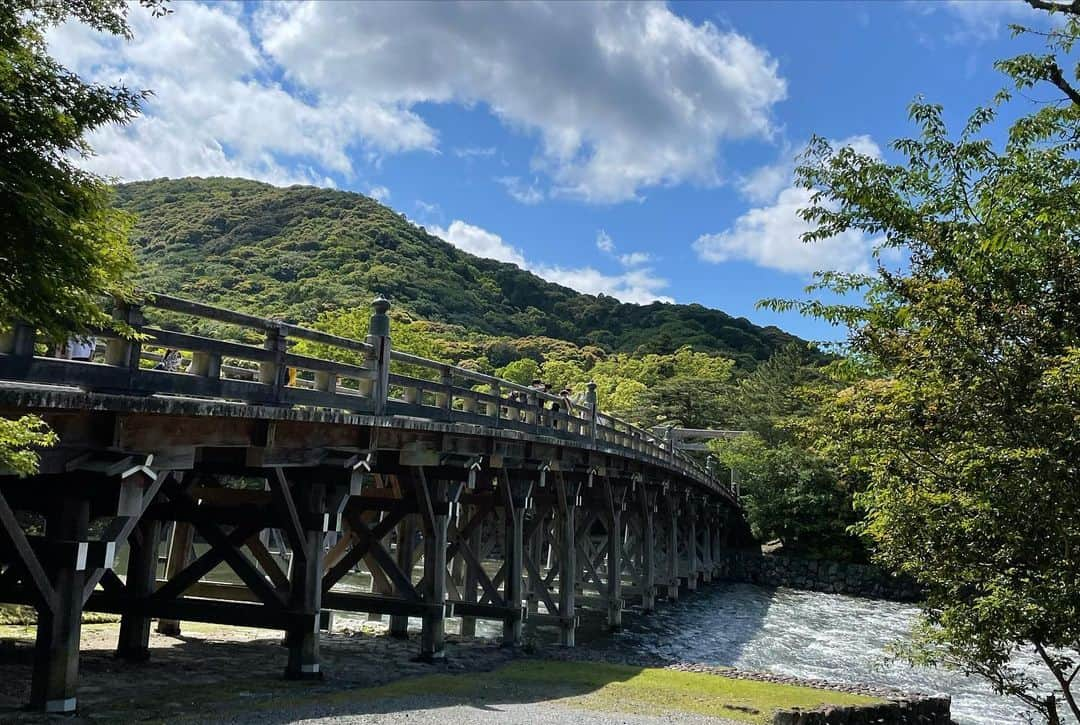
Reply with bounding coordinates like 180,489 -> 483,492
1034,640 -> 1080,722
1047,61 -> 1080,107
1025,0 -> 1080,16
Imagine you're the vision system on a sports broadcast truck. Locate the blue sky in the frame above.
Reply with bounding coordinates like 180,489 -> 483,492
51,1 -> 1049,342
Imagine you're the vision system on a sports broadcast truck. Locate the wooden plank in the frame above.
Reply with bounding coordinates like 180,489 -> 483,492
83,469 -> 172,604
89,592 -> 331,631
141,328 -> 274,364
146,293 -> 274,329
452,600 -> 521,622
322,591 -> 444,618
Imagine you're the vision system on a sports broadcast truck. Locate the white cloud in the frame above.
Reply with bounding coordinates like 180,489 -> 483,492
496,176 -> 545,205
48,3 -> 432,186
917,0 -> 1043,43
596,230 -> 615,253
53,2 -> 786,201
594,229 -> 653,269
432,221 -> 670,304
696,136 -> 883,276
367,185 -> 391,202
454,146 -> 496,159
415,200 -> 441,216
532,264 -> 672,304
429,220 -> 528,268
618,252 -> 652,267
737,154 -> 794,204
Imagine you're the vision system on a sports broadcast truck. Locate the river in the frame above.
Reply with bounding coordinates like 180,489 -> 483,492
588,583 -> 1063,725
342,582 -> 1058,724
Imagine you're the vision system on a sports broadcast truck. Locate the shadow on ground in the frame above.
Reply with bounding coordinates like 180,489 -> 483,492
0,614 -> 875,725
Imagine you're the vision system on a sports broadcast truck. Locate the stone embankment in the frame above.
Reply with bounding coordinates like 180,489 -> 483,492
715,550 -> 921,601
771,699 -> 953,725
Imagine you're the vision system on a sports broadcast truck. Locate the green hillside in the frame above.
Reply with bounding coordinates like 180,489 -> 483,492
115,177 -> 807,367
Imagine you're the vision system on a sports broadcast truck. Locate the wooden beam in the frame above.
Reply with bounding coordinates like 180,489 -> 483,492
269,468 -> 308,563
149,520 -> 263,604
322,502 -> 407,592
0,490 -> 55,613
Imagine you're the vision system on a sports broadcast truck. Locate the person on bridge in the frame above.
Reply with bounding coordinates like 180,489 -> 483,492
154,349 -> 183,371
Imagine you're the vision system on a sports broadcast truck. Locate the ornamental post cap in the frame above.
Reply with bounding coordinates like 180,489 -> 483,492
369,296 -> 391,337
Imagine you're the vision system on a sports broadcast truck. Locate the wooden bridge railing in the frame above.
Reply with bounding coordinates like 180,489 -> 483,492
0,293 -> 733,499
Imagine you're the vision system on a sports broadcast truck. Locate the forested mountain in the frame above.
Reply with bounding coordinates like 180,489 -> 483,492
115,177 -> 808,367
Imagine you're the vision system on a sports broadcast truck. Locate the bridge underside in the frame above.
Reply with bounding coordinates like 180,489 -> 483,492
0,389 -> 750,714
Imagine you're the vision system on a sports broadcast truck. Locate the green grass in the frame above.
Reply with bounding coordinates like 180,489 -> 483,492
212,659 -> 883,725
489,660 -> 880,723
0,604 -> 117,626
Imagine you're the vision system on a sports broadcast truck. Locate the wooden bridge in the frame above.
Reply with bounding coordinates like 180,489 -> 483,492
0,294 -> 750,714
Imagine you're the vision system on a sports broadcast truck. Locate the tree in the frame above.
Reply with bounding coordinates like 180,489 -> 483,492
713,346 -> 863,560
768,2 -> 1080,719
1,0 -> 170,339
636,346 -> 736,428
1,0 -> 165,474
496,358 -> 540,386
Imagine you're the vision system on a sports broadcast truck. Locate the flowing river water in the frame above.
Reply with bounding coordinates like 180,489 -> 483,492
587,583 -> 1051,725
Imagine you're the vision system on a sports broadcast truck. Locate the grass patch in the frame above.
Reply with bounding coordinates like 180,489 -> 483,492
494,661 -> 882,723
0,604 -> 117,626
203,659 -> 883,725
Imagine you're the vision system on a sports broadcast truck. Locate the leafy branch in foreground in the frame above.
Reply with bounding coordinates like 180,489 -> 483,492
1,1 -> 167,473
773,3 -> 1080,721
0,416 -> 56,476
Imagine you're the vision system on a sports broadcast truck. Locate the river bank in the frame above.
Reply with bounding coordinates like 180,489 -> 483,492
714,552 -> 921,601
0,619 -> 919,724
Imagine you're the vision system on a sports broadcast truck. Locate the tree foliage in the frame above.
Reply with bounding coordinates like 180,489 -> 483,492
0,416 -> 56,476
1,1 -> 165,476
713,346 -> 862,561
0,0 -> 167,340
769,2 -> 1080,718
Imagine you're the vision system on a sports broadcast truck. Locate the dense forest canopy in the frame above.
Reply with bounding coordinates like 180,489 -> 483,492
114,177 -> 811,368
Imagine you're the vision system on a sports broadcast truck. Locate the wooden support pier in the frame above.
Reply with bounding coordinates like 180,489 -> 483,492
0,293 -> 752,713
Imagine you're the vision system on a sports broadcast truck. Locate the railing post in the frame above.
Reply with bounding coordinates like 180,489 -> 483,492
104,301 -> 144,371
314,369 -> 336,393
524,390 -> 537,425
190,351 -> 221,380
366,296 -> 391,415
260,322 -> 289,403
489,381 -> 501,420
0,321 -> 36,357
436,365 -> 453,412
585,381 -> 598,442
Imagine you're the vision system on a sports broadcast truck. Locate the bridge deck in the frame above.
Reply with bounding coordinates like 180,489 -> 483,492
0,295 -> 748,714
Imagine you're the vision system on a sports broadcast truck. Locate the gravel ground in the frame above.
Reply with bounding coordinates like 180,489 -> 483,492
216,695 -> 741,725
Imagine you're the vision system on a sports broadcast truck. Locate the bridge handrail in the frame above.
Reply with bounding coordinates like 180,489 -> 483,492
0,294 -> 733,499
